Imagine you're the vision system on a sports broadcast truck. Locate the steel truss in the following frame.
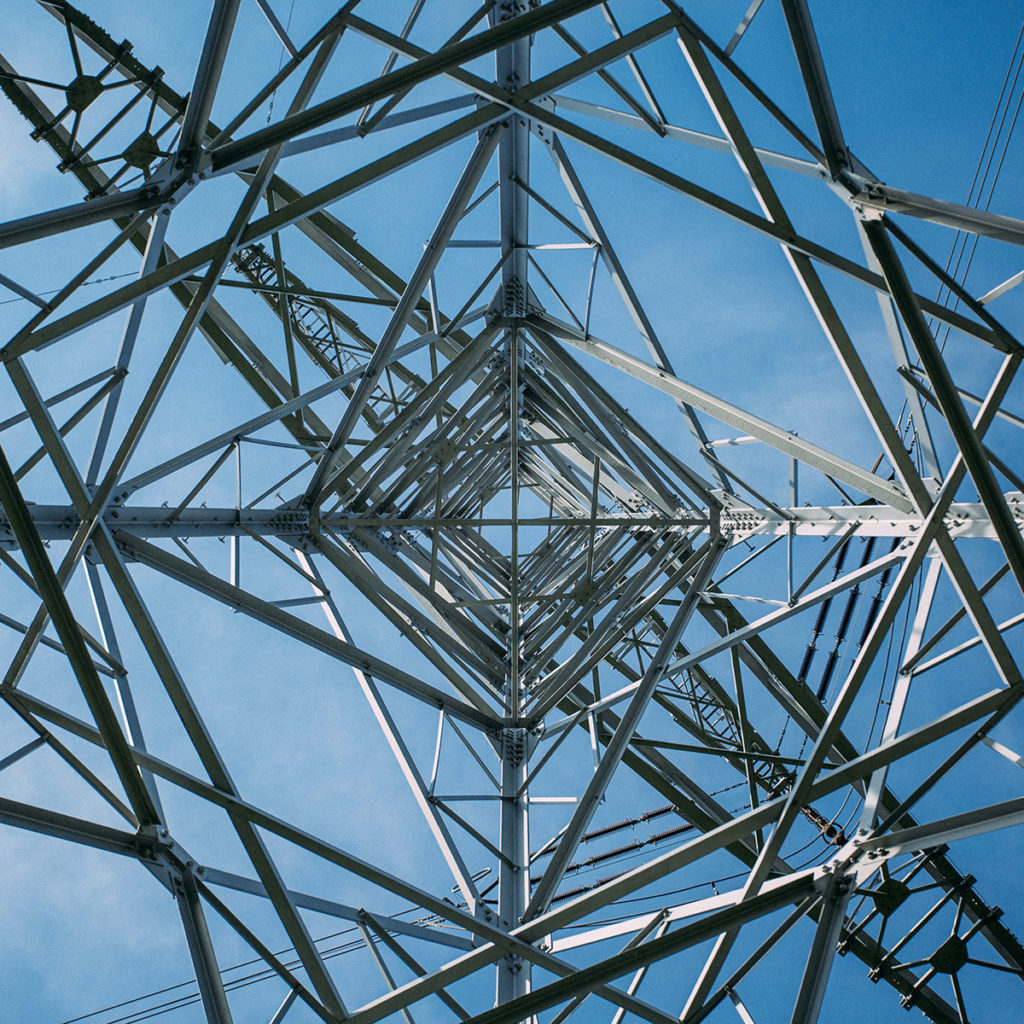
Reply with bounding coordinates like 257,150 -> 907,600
1,2 -> 1023,1022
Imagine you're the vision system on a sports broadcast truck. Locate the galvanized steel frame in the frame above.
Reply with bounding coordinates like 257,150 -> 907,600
1,2 -> 1023,1023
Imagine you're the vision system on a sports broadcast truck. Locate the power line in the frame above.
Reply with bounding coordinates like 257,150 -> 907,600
0,270 -> 138,306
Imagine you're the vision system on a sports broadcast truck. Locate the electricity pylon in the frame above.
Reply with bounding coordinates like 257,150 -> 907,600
1,3 -> 1023,1023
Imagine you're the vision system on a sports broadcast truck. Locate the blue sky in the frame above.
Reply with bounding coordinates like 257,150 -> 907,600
1,2 -> 1024,1023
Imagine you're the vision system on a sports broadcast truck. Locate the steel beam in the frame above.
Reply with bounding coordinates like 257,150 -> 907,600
208,0 -> 606,172
3,6 -> 1023,1022
116,530 -> 501,730
532,316 -> 913,510
303,126 -> 504,503
176,0 -> 241,164
526,537 -> 725,915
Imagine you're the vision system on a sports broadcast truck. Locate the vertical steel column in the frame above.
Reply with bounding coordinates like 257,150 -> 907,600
497,726 -> 531,1005
494,2 -> 534,1006
494,1 -> 531,316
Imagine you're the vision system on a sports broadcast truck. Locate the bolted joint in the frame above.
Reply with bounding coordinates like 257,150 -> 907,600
502,726 -> 527,768
497,1 -> 530,22
502,952 -> 524,974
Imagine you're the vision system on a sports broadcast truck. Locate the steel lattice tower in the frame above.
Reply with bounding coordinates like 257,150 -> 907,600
1,2 -> 1023,1023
